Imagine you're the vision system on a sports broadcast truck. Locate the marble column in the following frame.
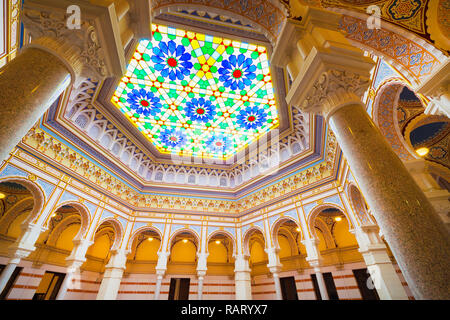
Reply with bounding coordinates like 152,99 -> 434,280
0,45 -> 72,162
196,252 -> 208,300
56,239 -> 93,300
96,249 -> 129,300
271,12 -> 449,300
154,251 -> 170,300
265,247 -> 283,300
234,254 -> 252,300
2,0 -> 137,163
328,102 -> 450,299
353,226 -> 408,300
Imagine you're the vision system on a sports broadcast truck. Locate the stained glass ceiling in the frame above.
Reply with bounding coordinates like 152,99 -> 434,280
112,24 -> 279,160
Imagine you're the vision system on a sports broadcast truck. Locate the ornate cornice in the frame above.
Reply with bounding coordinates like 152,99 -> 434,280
17,124 -> 338,215
21,7 -> 109,81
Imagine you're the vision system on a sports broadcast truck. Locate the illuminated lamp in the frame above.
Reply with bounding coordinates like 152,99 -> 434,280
415,147 -> 429,157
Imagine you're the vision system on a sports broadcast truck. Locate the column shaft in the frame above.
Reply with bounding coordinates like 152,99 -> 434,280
235,271 -> 252,300
364,255 -> 408,300
56,267 -> 78,300
272,272 -> 282,300
96,267 -> 124,300
154,274 -> 163,300
329,103 -> 450,300
0,48 -> 71,162
0,262 -> 19,294
197,276 -> 204,300
234,255 -> 252,300
314,269 -> 329,300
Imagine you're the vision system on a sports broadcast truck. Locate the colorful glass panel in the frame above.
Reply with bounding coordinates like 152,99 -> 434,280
112,24 -> 279,160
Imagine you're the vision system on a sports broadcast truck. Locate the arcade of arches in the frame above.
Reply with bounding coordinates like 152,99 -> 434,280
0,0 -> 448,301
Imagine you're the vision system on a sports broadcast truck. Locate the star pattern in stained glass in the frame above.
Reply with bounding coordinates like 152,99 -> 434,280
112,24 -> 279,160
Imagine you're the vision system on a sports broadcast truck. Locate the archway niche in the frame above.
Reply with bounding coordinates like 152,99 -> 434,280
272,218 -> 307,272
243,228 -> 268,276
167,230 -> 199,275
311,208 -> 362,266
206,231 -> 235,276
29,203 -> 89,266
84,220 -> 121,273
0,181 -> 35,248
126,228 -> 162,274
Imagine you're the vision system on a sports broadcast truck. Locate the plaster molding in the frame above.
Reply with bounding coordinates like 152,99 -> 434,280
21,7 -> 108,82
302,69 -> 370,119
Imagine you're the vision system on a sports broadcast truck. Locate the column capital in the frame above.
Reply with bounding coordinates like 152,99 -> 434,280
65,238 -> 94,266
301,237 -> 320,247
72,238 -> 94,248
301,237 -> 321,258
9,223 -> 46,258
264,246 -> 280,255
301,237 -> 325,269
196,252 -> 209,272
233,253 -> 250,260
300,67 -> 371,120
271,10 -> 375,120
269,266 -> 282,275
105,248 -> 130,270
8,247 -> 34,264
403,158 -> 430,173
305,256 -> 323,269
197,252 -> 210,259
403,159 -> 443,192
155,269 -> 166,278
155,251 -> 170,273
21,0 -> 143,83
234,254 -> 251,273
197,270 -> 207,278
415,60 -> 450,117
265,247 -> 283,270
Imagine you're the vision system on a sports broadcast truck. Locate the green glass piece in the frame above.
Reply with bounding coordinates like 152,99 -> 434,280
153,32 -> 162,41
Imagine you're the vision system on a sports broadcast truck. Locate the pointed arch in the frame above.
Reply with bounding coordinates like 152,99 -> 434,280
127,226 -> 163,251
168,228 -> 200,253
372,80 -> 419,161
0,197 -> 34,235
94,218 -> 124,251
242,226 -> 266,256
307,203 -> 354,239
270,216 -> 303,250
47,201 -> 91,240
346,183 -> 375,226
207,229 -> 236,256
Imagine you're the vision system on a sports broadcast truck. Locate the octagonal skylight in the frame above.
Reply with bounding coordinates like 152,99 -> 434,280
112,24 -> 279,160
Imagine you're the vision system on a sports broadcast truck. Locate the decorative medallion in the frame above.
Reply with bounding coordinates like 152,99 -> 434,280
387,0 -> 421,20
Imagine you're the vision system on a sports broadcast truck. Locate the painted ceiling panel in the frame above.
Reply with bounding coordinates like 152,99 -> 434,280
112,24 -> 279,160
